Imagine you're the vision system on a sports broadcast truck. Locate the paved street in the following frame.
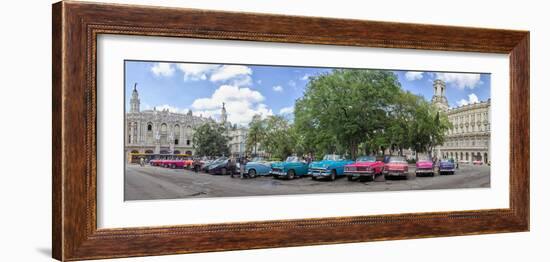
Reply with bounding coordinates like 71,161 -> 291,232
125,164 -> 490,200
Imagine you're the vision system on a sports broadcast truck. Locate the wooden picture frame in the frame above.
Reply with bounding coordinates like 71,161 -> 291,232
52,1 -> 529,261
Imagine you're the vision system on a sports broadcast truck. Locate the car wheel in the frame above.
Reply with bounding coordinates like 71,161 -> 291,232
221,168 -> 227,175
347,176 -> 353,181
171,164 -> 176,169
371,173 -> 376,181
330,170 -> 336,181
249,169 -> 257,178
287,170 -> 295,180
311,176 -> 317,180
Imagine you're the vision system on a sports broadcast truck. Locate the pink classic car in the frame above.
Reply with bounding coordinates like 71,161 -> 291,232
344,156 -> 384,181
383,156 -> 409,179
415,156 -> 434,176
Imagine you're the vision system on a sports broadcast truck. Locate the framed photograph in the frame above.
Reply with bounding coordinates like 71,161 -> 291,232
52,1 -> 529,261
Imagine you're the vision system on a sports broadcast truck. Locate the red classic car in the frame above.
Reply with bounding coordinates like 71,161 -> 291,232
344,156 -> 384,181
383,156 -> 409,179
415,155 -> 434,176
149,159 -> 162,166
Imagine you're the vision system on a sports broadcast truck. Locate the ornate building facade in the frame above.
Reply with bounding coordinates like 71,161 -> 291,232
432,80 -> 491,164
125,85 -> 213,156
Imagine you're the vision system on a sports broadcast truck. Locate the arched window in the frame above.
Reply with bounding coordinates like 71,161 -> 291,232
160,123 -> 168,144
185,150 -> 192,155
145,150 -> 154,154
174,124 -> 180,145
173,150 -> 181,154
147,124 -> 152,131
131,150 -> 139,154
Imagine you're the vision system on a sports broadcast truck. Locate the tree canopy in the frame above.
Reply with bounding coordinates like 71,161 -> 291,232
192,122 -> 230,157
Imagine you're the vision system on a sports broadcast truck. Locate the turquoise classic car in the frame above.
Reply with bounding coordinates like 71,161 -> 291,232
244,157 -> 272,177
270,156 -> 309,180
309,154 -> 354,181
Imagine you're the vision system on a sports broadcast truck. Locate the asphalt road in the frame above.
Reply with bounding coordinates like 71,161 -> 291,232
124,164 -> 490,201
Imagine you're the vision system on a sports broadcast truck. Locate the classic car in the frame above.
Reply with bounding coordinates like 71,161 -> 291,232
309,154 -> 354,181
383,156 -> 409,179
472,159 -> 483,165
415,155 -> 434,176
202,157 -> 225,173
344,156 -> 385,181
164,159 -> 186,169
271,156 -> 309,179
207,157 -> 237,175
149,159 -> 162,166
439,159 -> 455,175
244,157 -> 272,177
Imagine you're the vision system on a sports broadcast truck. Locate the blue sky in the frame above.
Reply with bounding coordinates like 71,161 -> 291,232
125,60 -> 490,126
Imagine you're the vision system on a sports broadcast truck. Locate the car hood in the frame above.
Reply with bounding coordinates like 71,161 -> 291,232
310,160 -> 346,169
416,161 -> 433,168
348,161 -> 378,167
385,163 -> 407,169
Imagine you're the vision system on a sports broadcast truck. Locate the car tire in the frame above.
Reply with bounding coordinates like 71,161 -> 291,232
371,173 -> 376,181
330,170 -> 336,181
311,176 -> 316,180
287,170 -> 295,180
347,176 -> 353,181
249,169 -> 257,178
171,164 -> 176,169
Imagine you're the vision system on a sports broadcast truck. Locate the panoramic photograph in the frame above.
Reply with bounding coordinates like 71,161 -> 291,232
124,60 -> 491,201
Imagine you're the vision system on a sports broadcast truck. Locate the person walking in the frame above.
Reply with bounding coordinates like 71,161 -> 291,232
139,157 -> 145,167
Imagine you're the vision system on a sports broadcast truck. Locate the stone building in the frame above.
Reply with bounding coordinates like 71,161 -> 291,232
125,84 -> 213,156
125,85 -> 255,159
432,80 -> 491,164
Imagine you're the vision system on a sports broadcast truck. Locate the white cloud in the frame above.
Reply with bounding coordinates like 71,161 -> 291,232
151,63 -> 175,77
273,85 -> 283,92
436,73 -> 481,89
457,93 -> 480,106
288,80 -> 296,87
257,79 -> 262,85
191,85 -> 272,125
405,71 -> 423,81
176,64 -> 219,81
210,65 -> 252,81
279,106 -> 294,115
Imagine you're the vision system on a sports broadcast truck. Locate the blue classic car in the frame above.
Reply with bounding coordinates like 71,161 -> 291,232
244,157 -> 272,177
309,154 -> 354,181
439,159 -> 455,175
270,156 -> 309,179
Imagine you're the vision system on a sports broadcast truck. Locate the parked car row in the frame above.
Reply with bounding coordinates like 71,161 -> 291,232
147,154 -> 458,182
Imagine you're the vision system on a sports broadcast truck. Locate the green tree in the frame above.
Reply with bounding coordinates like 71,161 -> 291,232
245,114 -> 266,156
262,115 -> 295,159
192,122 -> 230,157
294,69 -> 402,159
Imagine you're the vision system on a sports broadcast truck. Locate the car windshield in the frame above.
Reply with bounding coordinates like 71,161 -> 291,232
323,154 -> 341,161
356,156 -> 375,162
213,157 -> 228,163
389,156 -> 406,163
418,155 -> 432,161
285,156 -> 300,162
251,157 -> 264,162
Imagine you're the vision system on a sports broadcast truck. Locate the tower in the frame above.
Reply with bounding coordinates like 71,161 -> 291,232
221,102 -> 228,124
130,83 -> 140,113
431,79 -> 449,111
